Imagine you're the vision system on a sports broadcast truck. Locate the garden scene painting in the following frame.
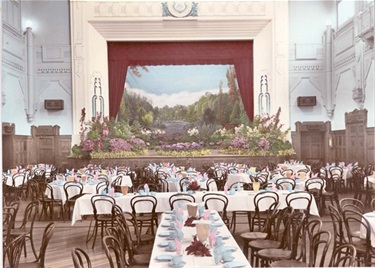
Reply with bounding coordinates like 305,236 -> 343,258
71,65 -> 294,159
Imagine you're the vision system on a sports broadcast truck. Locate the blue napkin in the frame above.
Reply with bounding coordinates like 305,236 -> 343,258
169,255 -> 185,268
222,250 -> 234,262
198,206 -> 205,218
224,262 -> 246,268
213,245 -> 223,265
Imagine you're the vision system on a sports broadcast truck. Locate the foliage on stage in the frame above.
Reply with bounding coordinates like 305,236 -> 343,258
218,107 -> 295,157
71,107 -> 294,158
71,108 -> 148,159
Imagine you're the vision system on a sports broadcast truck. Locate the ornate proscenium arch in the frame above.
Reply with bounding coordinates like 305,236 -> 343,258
107,40 -> 254,120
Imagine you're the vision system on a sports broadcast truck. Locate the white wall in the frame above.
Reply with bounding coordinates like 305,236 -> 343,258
1,0 -> 72,135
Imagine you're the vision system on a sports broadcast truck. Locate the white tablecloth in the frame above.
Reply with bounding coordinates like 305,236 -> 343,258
149,211 -> 251,268
360,212 -> 375,247
71,190 -> 320,225
277,163 -> 310,173
46,175 -> 132,204
167,178 -> 218,192
225,173 -> 251,188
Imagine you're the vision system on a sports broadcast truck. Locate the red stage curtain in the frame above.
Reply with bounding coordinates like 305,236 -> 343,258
107,41 -> 253,120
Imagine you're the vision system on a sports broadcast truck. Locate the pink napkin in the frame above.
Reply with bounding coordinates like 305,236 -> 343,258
176,219 -> 183,229
176,206 -> 184,216
209,230 -> 217,247
204,173 -> 208,179
175,238 -> 182,254
224,185 -> 228,195
291,173 -> 296,179
203,210 -> 211,220
311,173 -> 318,178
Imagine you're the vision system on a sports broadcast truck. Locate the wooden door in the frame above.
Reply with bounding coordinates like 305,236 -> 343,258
347,123 -> 365,164
37,136 -> 55,164
300,132 -> 324,163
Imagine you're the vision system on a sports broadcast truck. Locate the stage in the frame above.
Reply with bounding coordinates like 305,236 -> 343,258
67,150 -> 290,169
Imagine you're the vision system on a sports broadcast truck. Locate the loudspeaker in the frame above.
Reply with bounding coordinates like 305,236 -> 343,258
297,96 -> 316,107
44,99 -> 64,110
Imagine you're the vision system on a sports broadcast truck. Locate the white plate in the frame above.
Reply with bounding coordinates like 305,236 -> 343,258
211,222 -> 223,227
155,254 -> 173,261
158,241 -> 169,247
161,223 -> 171,227
158,232 -> 170,237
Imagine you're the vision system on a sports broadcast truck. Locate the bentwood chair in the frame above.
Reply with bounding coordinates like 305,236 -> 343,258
130,195 -> 158,237
328,243 -> 357,267
169,193 -> 195,210
270,230 -> 331,268
202,193 -> 229,226
342,209 -> 375,266
86,195 -> 116,249
18,222 -> 56,268
102,236 -> 126,268
248,206 -> 294,267
240,201 -> 279,259
71,247 -> 92,268
256,211 -> 306,267
64,181 -> 85,220
39,182 -> 65,221
3,233 -> 26,268
9,200 -> 40,259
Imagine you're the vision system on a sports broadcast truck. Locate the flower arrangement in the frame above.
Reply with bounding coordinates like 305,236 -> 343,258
188,180 -> 200,191
185,236 -> 211,256
71,108 -> 148,159
155,142 -> 210,157
219,108 -> 295,156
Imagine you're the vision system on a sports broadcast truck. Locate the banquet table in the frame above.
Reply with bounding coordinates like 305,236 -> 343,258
360,212 -> 375,247
47,174 -> 132,204
167,178 -> 218,192
277,163 -> 310,173
366,174 -> 375,188
149,210 -> 252,268
71,189 -> 320,225
225,173 -> 252,188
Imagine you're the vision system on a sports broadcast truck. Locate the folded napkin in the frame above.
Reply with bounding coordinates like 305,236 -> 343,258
224,262 -> 246,268
174,238 -> 182,254
203,210 -> 211,220
169,255 -> 185,268
222,249 -> 234,262
208,230 -> 217,247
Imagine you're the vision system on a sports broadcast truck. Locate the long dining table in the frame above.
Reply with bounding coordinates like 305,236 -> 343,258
149,210 -> 252,267
71,189 -> 320,225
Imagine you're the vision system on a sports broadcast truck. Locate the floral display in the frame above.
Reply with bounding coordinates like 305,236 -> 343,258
185,236 -> 212,257
71,108 -> 147,159
219,108 -> 294,156
71,107 -> 294,159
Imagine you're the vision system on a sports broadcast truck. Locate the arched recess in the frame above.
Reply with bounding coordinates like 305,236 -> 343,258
107,40 -> 254,120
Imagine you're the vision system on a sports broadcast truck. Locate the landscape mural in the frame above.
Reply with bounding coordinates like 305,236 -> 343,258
118,64 -> 250,148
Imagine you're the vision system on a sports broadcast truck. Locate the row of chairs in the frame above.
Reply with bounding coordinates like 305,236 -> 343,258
240,204 -> 357,267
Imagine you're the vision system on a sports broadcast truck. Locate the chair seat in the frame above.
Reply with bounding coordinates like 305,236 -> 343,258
133,253 -> 152,265
257,248 -> 292,260
67,193 -> 86,202
240,231 -> 268,241
249,239 -> 280,250
270,260 -> 308,267
18,262 -> 42,268
10,227 -> 31,236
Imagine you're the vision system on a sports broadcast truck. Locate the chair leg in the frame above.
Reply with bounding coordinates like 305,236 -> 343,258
29,233 -> 37,259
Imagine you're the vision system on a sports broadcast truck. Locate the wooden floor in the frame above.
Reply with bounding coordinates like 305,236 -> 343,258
11,192 -> 365,268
